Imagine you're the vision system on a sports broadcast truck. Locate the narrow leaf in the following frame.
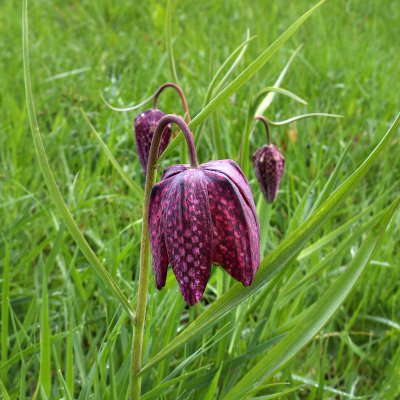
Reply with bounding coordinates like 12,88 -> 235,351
203,33 -> 255,108
81,109 -> 144,199
166,0 -> 179,82
267,113 -> 344,126
256,44 -> 303,115
39,268 -> 51,397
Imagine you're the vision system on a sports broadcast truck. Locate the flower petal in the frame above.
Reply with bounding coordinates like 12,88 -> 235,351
202,160 -> 257,221
163,170 -> 212,305
205,170 -> 260,286
161,164 -> 189,180
148,179 -> 171,289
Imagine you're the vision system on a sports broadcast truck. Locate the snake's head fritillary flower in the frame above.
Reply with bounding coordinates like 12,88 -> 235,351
252,144 -> 285,203
252,115 -> 285,203
134,109 -> 172,173
148,159 -> 260,305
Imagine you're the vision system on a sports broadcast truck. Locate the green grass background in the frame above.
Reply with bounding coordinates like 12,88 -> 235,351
1,0 -> 399,398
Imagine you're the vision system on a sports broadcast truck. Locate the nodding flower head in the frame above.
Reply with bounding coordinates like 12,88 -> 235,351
134,109 -> 172,173
134,83 -> 190,174
147,116 -> 260,305
252,116 -> 285,203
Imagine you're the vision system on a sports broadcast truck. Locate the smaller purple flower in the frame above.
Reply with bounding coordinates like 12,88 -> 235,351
149,160 -> 261,305
252,145 -> 285,203
134,109 -> 172,173
252,116 -> 285,203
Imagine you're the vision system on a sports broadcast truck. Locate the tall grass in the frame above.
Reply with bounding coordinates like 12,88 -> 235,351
1,0 -> 399,398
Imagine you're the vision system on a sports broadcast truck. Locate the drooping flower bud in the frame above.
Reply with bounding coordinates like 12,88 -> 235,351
146,115 -> 260,305
134,109 -> 172,173
252,144 -> 285,203
252,115 -> 285,203
134,83 -> 191,174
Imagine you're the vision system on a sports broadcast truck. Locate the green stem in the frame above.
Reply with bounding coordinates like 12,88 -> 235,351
130,115 -> 198,399
254,115 -> 271,145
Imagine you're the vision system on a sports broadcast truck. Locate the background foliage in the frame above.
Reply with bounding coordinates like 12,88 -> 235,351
1,0 -> 399,398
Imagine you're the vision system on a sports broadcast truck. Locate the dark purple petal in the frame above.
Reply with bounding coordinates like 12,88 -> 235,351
205,169 -> 260,286
202,160 -> 257,221
134,109 -> 172,173
148,179 -> 171,289
252,145 -> 285,203
162,170 -> 212,305
161,164 -> 189,180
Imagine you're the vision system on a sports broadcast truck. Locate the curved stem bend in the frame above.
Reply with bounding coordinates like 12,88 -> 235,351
153,82 -> 191,123
255,115 -> 271,145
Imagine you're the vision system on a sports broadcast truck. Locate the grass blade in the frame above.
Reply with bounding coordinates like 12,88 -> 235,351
255,44 -> 303,115
202,364 -> 223,400
308,142 -> 350,215
1,239 -> 10,376
166,0 -> 179,82
140,113 -> 400,374
223,198 -> 399,400
81,109 -> 144,199
267,112 -> 344,126
158,0 -> 330,163
22,0 -> 135,321
38,267 -> 51,397
203,33 -> 255,108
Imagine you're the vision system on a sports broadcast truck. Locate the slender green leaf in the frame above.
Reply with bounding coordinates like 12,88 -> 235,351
308,142 -> 350,215
203,33 -> 255,108
57,370 -> 74,400
141,114 -> 400,374
1,239 -> 10,374
255,45 -> 303,115
202,364 -> 223,400
267,113 -> 344,126
81,109 -> 144,198
38,268 -> 51,397
142,366 -> 209,400
0,380 -> 10,400
166,0 -> 179,82
22,0 -> 135,321
66,319 -> 74,396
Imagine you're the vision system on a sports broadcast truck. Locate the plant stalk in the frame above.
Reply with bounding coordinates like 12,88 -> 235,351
153,82 -> 191,123
130,115 -> 198,399
255,115 -> 271,145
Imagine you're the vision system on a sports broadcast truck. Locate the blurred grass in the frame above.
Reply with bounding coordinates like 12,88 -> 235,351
1,0 -> 399,398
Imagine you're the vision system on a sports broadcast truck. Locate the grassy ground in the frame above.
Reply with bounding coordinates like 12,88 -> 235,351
1,0 -> 399,398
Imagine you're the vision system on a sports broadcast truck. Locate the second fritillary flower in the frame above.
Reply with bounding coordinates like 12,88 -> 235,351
252,115 -> 285,203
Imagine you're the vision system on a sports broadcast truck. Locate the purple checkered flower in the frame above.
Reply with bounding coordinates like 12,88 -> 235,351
134,109 -> 172,173
252,116 -> 285,203
148,159 -> 261,305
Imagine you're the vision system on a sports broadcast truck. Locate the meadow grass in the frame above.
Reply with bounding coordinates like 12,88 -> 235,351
1,0 -> 399,398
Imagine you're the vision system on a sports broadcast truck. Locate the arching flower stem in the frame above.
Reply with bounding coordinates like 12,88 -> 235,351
153,82 -> 191,123
255,115 -> 271,145
130,115 -> 198,399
